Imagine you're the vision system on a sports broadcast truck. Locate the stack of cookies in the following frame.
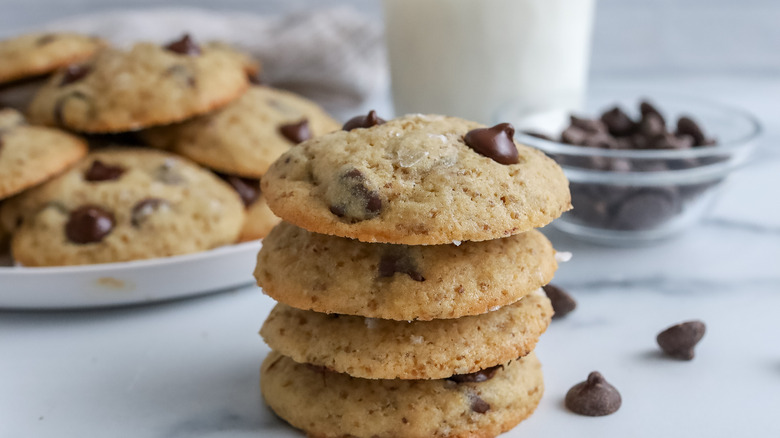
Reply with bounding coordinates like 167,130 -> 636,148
0,32 -> 341,266
255,113 -> 571,437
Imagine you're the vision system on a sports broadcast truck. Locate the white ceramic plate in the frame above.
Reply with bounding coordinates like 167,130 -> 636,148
0,240 -> 262,310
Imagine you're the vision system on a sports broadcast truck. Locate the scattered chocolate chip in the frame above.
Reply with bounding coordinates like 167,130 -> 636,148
65,205 -> 115,244
328,169 -> 382,221
469,395 -> 491,414
600,106 -> 636,137
279,119 -> 311,144
448,364 -> 502,383
565,371 -> 621,416
131,198 -> 170,227
220,174 -> 260,207
53,91 -> 89,126
657,320 -> 706,360
676,116 -> 710,146
342,110 -> 385,131
464,123 -> 519,165
164,34 -> 201,56
60,64 -> 91,86
542,284 -> 576,319
639,100 -> 666,127
84,160 -> 125,182
378,251 -> 425,282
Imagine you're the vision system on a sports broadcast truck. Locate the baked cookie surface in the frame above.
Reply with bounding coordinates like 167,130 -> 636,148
260,351 -> 544,438
142,86 -> 340,178
3,147 -> 245,266
0,32 -> 105,84
28,35 -> 249,133
255,222 -> 557,320
0,109 -> 87,199
261,114 -> 571,244
261,290 -> 552,380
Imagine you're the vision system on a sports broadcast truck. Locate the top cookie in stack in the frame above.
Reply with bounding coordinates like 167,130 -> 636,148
256,112 -> 571,438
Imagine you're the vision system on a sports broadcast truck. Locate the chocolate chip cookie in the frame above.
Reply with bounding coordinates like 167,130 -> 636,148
27,34 -> 249,133
255,222 -> 558,320
261,114 -> 571,245
261,290 -> 552,380
3,148 -> 245,266
0,109 -> 87,199
0,32 -> 105,84
142,85 -> 340,178
260,351 -> 543,438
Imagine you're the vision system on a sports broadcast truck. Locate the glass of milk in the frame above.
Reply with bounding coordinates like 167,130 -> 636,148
383,0 -> 596,126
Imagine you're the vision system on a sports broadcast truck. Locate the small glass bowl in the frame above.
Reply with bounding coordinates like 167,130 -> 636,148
498,91 -> 762,245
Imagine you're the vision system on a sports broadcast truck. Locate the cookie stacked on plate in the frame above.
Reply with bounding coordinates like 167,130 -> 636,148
0,32 -> 341,266
255,113 -> 571,437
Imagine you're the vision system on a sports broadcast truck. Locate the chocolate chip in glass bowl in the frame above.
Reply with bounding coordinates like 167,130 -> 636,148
279,119 -> 311,144
600,106 -> 636,137
565,371 -> 622,416
639,100 -> 666,127
657,320 -> 706,360
342,110 -> 385,131
463,123 -> 519,164
164,34 -> 201,56
610,187 -> 681,231
676,116 -> 715,147
65,205 -> 115,244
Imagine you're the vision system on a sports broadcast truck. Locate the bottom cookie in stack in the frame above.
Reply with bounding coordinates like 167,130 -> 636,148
261,351 -> 544,438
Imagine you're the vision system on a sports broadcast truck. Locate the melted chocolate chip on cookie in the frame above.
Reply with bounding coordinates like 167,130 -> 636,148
279,119 -> 311,144
342,110 -> 385,131
378,251 -> 425,282
448,364 -> 502,383
131,198 -> 170,227
469,394 -> 491,414
65,205 -> 115,244
165,34 -> 201,56
60,64 -> 91,86
464,123 -> 519,165
328,169 -> 382,221
84,160 -> 125,182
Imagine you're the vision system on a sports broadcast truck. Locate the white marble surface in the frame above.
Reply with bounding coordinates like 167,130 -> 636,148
2,75 -> 779,437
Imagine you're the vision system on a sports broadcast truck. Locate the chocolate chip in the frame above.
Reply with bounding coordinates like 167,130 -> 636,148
560,126 -> 588,145
640,100 -> 666,127
676,116 -> 712,146
36,34 -> 56,46
448,364 -> 502,383
542,284 -> 576,319
164,34 -> 201,56
657,320 -> 706,360
279,119 -> 311,144
464,123 -> 519,165
600,106 -> 636,137
651,132 -> 693,150
469,395 -> 491,414
570,115 -> 607,134
65,205 -> 115,244
342,110 -> 385,131
53,91 -> 89,126
328,169 -> 382,221
248,73 -> 263,85
378,251 -> 425,282
60,64 -> 91,87
131,198 -> 170,227
220,174 -> 260,207
638,113 -> 666,139
565,371 -> 621,416
611,188 -> 680,230
84,160 -> 125,182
